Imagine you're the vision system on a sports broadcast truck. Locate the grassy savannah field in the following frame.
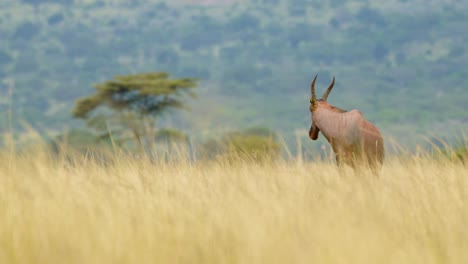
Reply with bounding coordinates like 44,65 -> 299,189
1,142 -> 467,264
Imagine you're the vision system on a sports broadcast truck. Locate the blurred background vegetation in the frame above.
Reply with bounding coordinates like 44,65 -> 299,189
0,0 -> 466,158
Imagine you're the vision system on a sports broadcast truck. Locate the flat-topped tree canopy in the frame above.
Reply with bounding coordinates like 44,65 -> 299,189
73,72 -> 198,119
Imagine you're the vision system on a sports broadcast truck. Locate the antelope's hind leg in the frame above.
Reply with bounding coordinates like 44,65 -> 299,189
335,154 -> 341,166
335,153 -> 357,175
369,158 -> 383,176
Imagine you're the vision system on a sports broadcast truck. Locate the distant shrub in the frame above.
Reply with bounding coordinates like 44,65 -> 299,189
155,128 -> 187,144
50,129 -> 112,153
199,127 -> 280,162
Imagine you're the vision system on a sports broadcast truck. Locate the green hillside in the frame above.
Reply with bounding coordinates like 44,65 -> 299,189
0,0 -> 466,148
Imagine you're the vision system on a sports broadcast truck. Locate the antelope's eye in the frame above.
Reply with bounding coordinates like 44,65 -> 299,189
309,99 -> 313,104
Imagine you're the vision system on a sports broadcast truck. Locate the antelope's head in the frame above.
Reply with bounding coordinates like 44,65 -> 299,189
309,74 -> 335,140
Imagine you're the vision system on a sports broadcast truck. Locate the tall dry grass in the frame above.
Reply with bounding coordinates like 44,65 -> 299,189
0,145 -> 467,264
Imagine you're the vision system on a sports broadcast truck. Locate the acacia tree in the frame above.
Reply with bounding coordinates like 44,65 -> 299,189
73,72 -> 197,151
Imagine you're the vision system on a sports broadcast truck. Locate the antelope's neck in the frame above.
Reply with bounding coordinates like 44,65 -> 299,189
314,108 -> 352,140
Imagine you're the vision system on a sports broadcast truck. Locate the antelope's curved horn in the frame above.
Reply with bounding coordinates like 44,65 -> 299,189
310,74 -> 318,103
321,76 -> 335,101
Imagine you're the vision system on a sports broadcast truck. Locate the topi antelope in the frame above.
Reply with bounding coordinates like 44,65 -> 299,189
308,75 -> 384,171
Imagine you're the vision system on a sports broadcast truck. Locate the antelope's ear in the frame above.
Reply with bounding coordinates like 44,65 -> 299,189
310,100 -> 317,112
